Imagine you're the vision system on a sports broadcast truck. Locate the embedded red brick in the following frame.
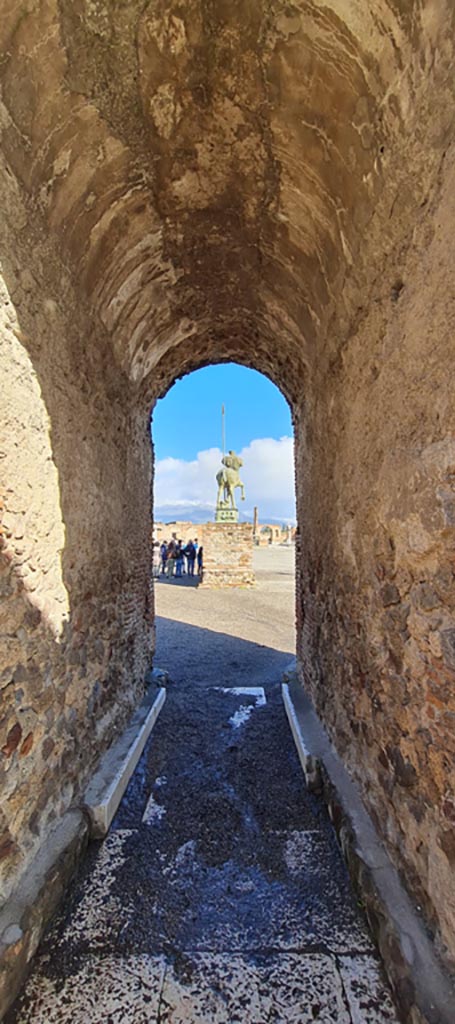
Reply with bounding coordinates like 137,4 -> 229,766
19,733 -> 34,757
2,724 -> 22,758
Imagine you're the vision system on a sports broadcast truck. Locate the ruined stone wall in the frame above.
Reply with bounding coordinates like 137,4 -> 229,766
201,522 -> 255,588
297,147 -> 455,967
154,522 -> 205,546
0,161 -> 153,905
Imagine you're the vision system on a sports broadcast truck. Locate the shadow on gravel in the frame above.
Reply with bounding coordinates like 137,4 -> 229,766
155,574 -> 200,588
154,616 -> 294,689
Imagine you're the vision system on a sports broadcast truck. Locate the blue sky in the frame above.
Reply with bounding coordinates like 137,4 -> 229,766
152,364 -> 292,460
152,364 -> 296,523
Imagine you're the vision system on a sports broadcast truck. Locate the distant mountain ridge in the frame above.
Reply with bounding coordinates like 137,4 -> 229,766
154,503 -> 295,526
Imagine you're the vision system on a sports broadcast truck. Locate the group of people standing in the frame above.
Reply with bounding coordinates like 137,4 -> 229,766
153,534 -> 203,579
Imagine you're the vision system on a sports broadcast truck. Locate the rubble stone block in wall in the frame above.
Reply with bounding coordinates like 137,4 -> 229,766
200,523 -> 255,588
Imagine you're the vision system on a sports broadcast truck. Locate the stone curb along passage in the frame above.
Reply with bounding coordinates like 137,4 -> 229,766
282,672 -> 455,1024
84,685 -> 167,837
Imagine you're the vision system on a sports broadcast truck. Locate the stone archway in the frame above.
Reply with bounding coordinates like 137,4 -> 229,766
149,362 -> 295,586
1,1 -> 455,1003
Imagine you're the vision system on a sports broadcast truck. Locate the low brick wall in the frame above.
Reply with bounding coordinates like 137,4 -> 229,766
200,522 -> 255,587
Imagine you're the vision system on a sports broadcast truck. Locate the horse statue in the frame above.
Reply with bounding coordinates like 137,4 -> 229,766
216,450 -> 245,509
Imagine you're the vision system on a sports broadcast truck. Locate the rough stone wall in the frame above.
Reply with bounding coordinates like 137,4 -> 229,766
297,147 -> 455,967
201,523 -> 255,588
0,161 -> 153,905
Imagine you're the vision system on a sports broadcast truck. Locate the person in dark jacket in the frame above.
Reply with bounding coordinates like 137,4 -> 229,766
159,541 -> 168,575
184,540 -> 196,576
175,540 -> 184,578
166,535 -> 178,578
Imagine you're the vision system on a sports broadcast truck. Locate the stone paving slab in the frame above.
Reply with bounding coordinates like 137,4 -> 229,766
12,954 -> 165,1023
55,829 -> 137,949
160,952 -> 351,1023
338,955 -> 400,1023
11,951 -> 399,1024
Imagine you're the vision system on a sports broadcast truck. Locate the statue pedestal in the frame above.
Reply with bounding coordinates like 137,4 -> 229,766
199,522 -> 255,588
215,505 -> 239,523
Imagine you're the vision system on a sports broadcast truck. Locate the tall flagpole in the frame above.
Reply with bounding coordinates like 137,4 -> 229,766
221,403 -> 225,458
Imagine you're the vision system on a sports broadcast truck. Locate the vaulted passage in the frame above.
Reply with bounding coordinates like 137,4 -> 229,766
1,3 -> 455,1020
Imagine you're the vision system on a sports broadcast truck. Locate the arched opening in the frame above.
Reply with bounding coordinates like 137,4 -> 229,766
151,363 -> 295,540
149,359 -> 297,652
144,357 -> 302,651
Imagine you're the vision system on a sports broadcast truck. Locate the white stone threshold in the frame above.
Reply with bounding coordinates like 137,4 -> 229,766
84,686 -> 166,837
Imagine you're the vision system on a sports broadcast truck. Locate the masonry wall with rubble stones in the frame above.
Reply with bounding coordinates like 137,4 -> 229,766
0,163 -> 154,906
1,0 -> 455,980
201,523 -> 255,588
296,148 -> 455,968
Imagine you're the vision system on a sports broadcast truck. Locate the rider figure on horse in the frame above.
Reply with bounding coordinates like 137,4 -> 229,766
222,450 -> 241,471
216,450 -> 245,510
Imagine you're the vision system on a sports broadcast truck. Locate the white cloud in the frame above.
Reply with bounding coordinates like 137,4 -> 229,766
154,437 -> 295,523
